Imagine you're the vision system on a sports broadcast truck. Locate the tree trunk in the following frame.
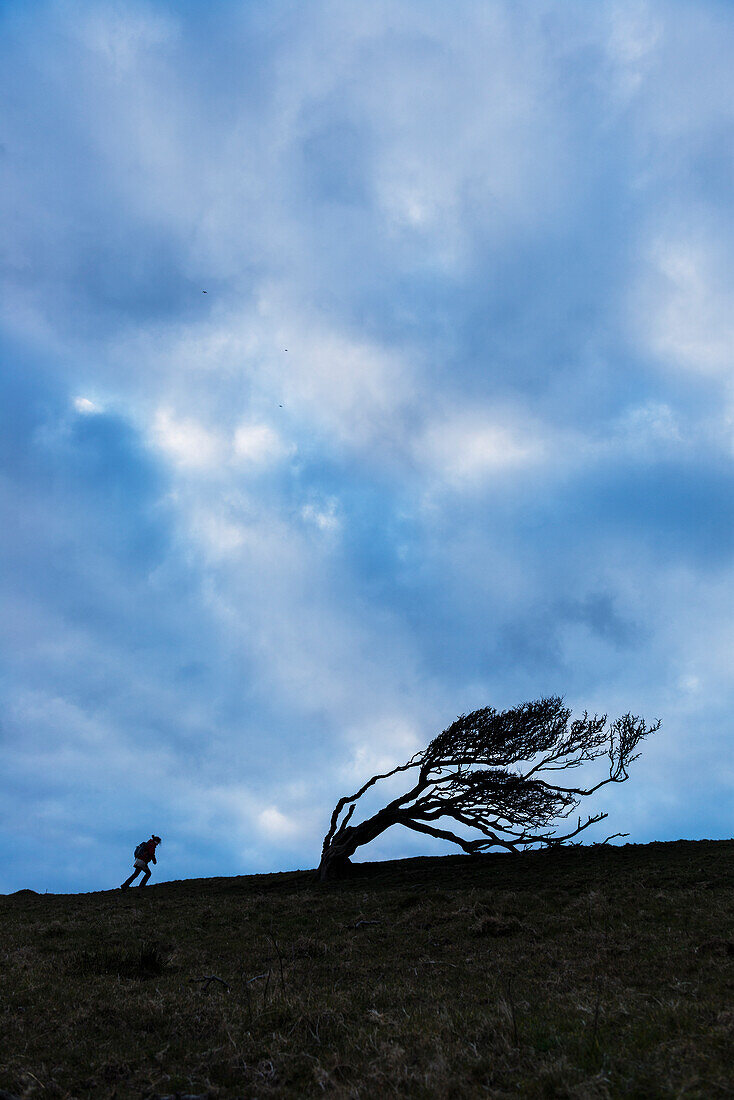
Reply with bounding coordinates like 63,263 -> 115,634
317,851 -> 353,882
318,822 -> 360,881
317,809 -> 401,882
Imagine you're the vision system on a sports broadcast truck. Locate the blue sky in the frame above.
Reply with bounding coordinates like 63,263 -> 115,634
2,0 -> 733,893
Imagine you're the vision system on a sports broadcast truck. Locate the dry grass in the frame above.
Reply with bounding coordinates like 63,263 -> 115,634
1,840 -> 733,1098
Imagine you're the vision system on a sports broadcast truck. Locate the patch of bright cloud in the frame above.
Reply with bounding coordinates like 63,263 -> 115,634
192,508 -> 247,558
255,295 -> 415,453
301,498 -> 340,532
415,411 -> 546,487
233,422 -> 292,466
638,235 -> 734,379
73,396 -> 99,414
257,805 -> 299,841
153,408 -> 224,470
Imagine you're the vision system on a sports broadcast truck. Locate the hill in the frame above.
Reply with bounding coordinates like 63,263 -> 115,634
1,840 -> 732,1098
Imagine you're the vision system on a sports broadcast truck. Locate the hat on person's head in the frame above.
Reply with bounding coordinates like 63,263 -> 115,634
151,835 -> 162,844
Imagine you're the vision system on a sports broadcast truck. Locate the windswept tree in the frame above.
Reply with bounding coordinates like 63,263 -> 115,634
319,697 -> 659,881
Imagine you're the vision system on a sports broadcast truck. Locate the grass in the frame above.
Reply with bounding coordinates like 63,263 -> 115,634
1,840 -> 733,1098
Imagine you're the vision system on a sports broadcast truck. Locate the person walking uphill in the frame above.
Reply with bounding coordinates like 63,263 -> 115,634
120,835 -> 161,889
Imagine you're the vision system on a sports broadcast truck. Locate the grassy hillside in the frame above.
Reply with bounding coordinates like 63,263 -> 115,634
1,840 -> 732,1099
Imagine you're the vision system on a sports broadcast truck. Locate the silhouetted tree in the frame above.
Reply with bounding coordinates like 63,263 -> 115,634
318,697 -> 659,881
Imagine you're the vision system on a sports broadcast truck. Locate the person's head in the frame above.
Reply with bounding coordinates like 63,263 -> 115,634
151,835 -> 162,846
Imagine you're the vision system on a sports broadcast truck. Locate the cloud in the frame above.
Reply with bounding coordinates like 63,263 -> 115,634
301,497 -> 340,532
2,1 -> 734,891
257,805 -> 300,842
233,421 -> 293,465
73,395 -> 99,414
153,408 -> 225,470
414,409 -> 547,488
637,234 -> 734,378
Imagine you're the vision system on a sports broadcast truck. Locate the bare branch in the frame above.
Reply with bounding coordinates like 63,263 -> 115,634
399,817 -> 486,853
597,832 -> 629,845
321,754 -> 423,853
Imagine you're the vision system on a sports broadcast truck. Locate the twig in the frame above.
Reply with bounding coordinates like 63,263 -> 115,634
268,931 -> 287,995
189,974 -> 230,992
589,992 -> 601,1050
156,1094 -> 209,1100
243,970 -> 253,1022
354,919 -> 382,928
506,978 -> 519,1046
246,971 -> 270,984
596,832 -> 629,845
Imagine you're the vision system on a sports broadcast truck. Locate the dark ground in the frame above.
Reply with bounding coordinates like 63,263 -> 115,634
1,839 -> 733,1099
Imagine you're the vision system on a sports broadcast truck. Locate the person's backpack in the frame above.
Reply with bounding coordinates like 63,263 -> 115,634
134,841 -> 148,859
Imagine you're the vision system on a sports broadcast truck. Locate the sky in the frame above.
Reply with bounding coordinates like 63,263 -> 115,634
2,0 -> 733,893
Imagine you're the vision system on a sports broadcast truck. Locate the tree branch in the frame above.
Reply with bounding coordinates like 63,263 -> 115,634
322,754 -> 423,853
398,817 -> 485,853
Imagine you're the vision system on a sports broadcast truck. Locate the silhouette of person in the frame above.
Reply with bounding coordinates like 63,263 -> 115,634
120,835 -> 161,889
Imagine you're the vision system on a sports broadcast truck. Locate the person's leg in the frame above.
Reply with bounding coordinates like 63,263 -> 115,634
121,867 -> 141,889
139,866 -> 151,886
